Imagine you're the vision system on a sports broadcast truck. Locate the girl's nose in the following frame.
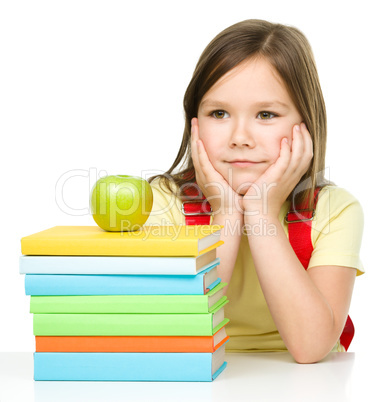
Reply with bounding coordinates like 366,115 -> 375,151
229,121 -> 256,148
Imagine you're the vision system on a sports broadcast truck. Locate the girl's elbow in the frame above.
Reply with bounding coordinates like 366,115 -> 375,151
292,352 -> 323,364
289,345 -> 331,364
287,329 -> 339,364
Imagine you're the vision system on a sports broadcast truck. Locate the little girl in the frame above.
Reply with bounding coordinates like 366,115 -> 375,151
146,19 -> 364,363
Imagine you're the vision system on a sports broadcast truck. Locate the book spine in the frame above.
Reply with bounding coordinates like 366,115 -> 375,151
34,352 -> 226,381
30,294 -> 225,314
33,313 -> 218,336
20,256 -> 220,275
20,225 -> 223,257
25,274 -> 208,296
22,238 -> 221,257
35,335 -> 230,353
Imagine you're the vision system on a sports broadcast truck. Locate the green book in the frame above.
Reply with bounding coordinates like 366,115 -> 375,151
33,301 -> 229,336
30,283 -> 227,314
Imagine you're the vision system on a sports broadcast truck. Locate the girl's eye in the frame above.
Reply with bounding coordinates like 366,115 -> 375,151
258,111 -> 276,120
211,110 -> 229,119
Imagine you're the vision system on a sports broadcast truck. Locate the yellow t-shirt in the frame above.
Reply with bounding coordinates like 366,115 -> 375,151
145,178 -> 365,352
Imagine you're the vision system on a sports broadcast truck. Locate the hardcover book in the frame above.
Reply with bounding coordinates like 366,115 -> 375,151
21,225 -> 224,257
35,326 -> 229,353
24,261 -> 220,296
33,301 -> 229,336
34,344 -> 227,381
20,250 -> 218,275
29,282 -> 227,314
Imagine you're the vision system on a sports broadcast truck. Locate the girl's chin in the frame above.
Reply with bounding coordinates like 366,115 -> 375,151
216,166 -> 263,195
236,186 -> 250,196
227,177 -> 259,195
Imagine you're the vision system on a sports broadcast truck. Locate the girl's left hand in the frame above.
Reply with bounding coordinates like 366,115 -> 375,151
241,122 -> 313,219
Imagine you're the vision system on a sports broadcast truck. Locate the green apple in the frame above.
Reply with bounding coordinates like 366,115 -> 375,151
91,175 -> 153,232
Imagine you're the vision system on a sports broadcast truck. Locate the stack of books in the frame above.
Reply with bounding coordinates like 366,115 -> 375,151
20,225 -> 229,381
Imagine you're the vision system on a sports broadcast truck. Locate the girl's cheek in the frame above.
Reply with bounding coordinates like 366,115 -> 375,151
202,139 -> 223,170
198,125 -> 218,152
202,138 -> 217,160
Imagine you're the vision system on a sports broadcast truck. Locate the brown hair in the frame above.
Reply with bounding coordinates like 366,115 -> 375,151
148,19 -> 330,210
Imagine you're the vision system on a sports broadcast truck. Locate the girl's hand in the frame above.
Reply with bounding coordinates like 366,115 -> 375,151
191,118 -> 243,216
242,122 -> 313,219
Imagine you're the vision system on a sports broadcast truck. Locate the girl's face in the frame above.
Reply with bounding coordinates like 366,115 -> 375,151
197,57 -> 303,195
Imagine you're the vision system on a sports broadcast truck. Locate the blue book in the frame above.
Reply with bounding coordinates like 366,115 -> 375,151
34,346 -> 227,381
24,263 -> 220,295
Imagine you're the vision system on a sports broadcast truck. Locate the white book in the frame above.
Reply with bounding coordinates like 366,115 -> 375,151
19,252 -> 219,276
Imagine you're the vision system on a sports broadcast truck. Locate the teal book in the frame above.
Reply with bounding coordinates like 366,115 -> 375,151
24,261 -> 220,296
34,344 -> 227,381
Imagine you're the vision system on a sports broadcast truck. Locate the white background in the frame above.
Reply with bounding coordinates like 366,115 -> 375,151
1,0 -> 382,353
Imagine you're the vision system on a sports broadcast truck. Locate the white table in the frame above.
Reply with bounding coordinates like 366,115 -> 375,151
0,351 -> 379,402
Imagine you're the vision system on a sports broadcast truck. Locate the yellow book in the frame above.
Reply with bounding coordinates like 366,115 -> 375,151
21,225 -> 224,257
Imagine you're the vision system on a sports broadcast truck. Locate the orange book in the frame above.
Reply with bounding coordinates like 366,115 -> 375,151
35,326 -> 229,353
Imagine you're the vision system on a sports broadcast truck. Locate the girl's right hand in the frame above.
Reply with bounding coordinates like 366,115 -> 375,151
190,118 -> 243,217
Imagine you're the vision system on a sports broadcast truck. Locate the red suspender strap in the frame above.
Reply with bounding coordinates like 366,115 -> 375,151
181,183 -> 212,225
285,188 -> 321,269
286,187 -> 355,351
182,199 -> 212,225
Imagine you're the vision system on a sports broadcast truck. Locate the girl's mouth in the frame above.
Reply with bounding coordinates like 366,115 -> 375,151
228,160 -> 262,167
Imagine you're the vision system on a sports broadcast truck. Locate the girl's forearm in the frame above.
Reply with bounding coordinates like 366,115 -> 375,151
245,214 -> 339,363
212,212 -> 243,294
